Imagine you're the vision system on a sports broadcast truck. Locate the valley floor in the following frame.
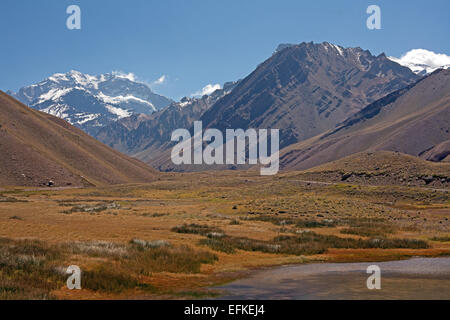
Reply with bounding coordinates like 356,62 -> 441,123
0,171 -> 449,299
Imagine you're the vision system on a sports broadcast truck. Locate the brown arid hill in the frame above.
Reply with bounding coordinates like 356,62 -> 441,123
280,69 -> 450,171
420,140 -> 450,162
283,151 -> 450,188
0,91 -> 157,187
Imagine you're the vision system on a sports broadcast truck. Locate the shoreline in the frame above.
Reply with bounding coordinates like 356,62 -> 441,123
211,256 -> 450,300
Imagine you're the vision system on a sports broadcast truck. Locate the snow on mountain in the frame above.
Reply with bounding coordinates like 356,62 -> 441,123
8,70 -> 173,135
389,49 -> 450,75
105,105 -> 132,119
95,79 -> 241,160
37,87 -> 74,104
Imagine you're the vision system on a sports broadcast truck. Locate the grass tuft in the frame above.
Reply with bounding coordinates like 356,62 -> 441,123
171,224 -> 224,236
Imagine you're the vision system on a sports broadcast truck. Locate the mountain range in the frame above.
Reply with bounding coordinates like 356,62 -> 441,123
7,70 -> 173,135
3,42 -> 450,179
139,42 -> 424,171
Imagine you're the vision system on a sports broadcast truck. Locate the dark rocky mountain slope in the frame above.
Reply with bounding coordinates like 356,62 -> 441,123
280,69 -> 450,171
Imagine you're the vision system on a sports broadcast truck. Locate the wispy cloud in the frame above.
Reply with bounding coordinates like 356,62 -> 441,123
111,72 -> 168,89
191,83 -> 221,97
112,71 -> 137,82
152,75 -> 167,86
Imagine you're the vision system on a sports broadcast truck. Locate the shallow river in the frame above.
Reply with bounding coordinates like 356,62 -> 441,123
213,257 -> 450,299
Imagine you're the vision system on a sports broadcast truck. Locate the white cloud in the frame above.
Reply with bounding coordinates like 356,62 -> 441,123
389,49 -> 450,75
111,71 -> 168,89
112,71 -> 137,82
192,83 -> 221,97
152,75 -> 167,86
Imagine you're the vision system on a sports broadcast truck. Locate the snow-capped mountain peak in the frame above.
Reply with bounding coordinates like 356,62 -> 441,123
9,70 -> 173,135
388,49 -> 450,75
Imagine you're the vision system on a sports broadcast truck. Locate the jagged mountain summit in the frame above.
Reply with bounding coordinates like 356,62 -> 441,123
388,49 -> 450,75
7,70 -> 173,135
199,41 -> 419,149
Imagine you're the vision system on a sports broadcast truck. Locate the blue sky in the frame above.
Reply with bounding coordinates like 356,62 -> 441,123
1,0 -> 449,100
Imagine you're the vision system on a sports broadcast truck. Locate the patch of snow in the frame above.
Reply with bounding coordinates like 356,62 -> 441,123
331,44 -> 344,56
96,92 -> 155,108
37,88 -> 73,103
105,105 -> 132,119
75,113 -> 100,125
41,104 -> 70,120
67,70 -> 100,89
179,100 -> 191,107
48,73 -> 69,82
322,42 -> 345,56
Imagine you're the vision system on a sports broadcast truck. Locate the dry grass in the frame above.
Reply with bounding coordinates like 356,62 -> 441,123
0,238 -> 63,299
0,195 -> 27,203
198,231 -> 429,256
245,214 -> 336,228
0,171 -> 448,299
171,224 -> 224,236
60,202 -> 120,214
0,236 -> 218,299
340,218 -> 395,237
431,236 -> 450,242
